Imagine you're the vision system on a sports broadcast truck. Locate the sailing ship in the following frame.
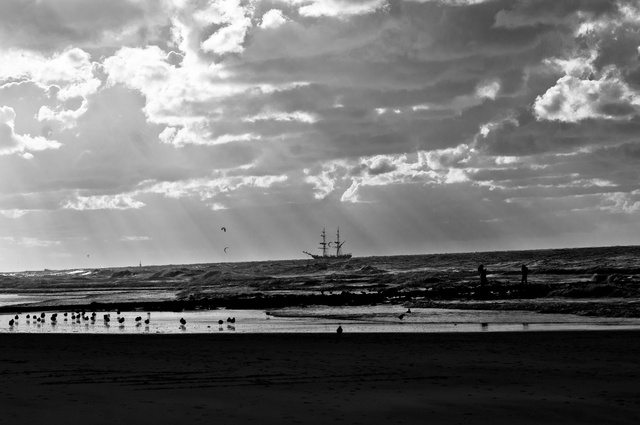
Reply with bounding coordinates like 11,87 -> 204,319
303,228 -> 352,260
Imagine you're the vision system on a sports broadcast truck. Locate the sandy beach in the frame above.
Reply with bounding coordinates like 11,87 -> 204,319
0,331 -> 638,424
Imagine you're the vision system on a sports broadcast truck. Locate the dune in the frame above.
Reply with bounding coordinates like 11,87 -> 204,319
0,331 -> 638,424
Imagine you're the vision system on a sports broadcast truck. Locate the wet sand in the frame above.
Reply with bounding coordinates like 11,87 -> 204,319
1,331 -> 639,424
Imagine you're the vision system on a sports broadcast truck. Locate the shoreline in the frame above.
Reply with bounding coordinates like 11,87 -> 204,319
3,294 -> 640,319
1,330 -> 639,424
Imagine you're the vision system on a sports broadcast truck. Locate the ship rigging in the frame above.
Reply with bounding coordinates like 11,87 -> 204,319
303,228 -> 352,259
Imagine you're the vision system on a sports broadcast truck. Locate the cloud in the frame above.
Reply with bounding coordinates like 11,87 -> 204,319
120,235 -> 152,242
0,0 -> 166,52
260,9 -> 288,29
493,0 -> 618,29
201,18 -> 252,55
535,68 -> 640,122
141,173 -> 289,207
295,0 -> 387,18
0,236 -> 60,247
0,106 -> 61,155
242,110 -> 320,124
0,48 -> 102,129
0,209 -> 31,218
62,193 -> 145,210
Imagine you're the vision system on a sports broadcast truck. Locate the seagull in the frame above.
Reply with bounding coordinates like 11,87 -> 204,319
218,320 -> 224,325
9,319 -> 14,326
180,318 -> 186,326
337,325 -> 343,334
118,317 -> 125,324
398,314 -> 405,320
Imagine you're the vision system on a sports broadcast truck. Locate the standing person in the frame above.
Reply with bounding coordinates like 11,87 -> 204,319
478,264 -> 488,286
521,264 -> 529,286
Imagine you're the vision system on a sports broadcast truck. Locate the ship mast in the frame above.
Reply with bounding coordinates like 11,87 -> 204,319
334,227 -> 345,257
319,228 -> 328,257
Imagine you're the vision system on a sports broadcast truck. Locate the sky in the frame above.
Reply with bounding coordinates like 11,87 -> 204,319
1,0 -> 640,271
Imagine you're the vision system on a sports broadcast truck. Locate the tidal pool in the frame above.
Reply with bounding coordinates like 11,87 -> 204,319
2,305 -> 640,334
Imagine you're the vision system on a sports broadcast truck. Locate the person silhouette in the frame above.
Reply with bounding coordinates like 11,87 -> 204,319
521,264 -> 529,286
478,264 -> 488,286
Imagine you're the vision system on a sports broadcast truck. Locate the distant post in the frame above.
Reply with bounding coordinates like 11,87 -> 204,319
478,265 -> 488,286
521,264 -> 529,286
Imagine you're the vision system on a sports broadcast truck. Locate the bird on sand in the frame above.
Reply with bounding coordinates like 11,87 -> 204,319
9,319 -> 14,326
398,314 -> 405,320
337,326 -> 343,334
180,317 -> 186,326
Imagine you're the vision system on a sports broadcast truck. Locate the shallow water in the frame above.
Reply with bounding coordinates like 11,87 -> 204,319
2,306 -> 640,334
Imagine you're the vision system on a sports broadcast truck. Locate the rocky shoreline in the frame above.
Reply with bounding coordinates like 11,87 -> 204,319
2,280 -> 640,319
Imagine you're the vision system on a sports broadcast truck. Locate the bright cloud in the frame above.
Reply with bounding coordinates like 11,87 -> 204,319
535,70 -> 640,122
295,0 -> 387,17
260,9 -> 288,29
0,106 -> 61,155
63,194 -> 146,211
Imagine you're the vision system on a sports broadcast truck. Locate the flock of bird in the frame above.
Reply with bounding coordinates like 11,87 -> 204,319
7,307 -> 421,334
6,311 -> 238,331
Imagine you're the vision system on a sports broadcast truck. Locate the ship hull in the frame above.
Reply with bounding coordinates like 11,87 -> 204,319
305,254 -> 352,260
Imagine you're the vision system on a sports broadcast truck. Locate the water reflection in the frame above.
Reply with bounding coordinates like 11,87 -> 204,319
1,306 -> 640,334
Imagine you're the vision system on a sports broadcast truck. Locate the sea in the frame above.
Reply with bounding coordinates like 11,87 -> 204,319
1,245 -> 640,334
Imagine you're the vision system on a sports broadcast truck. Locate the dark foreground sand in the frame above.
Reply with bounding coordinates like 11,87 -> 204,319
1,331 -> 639,424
